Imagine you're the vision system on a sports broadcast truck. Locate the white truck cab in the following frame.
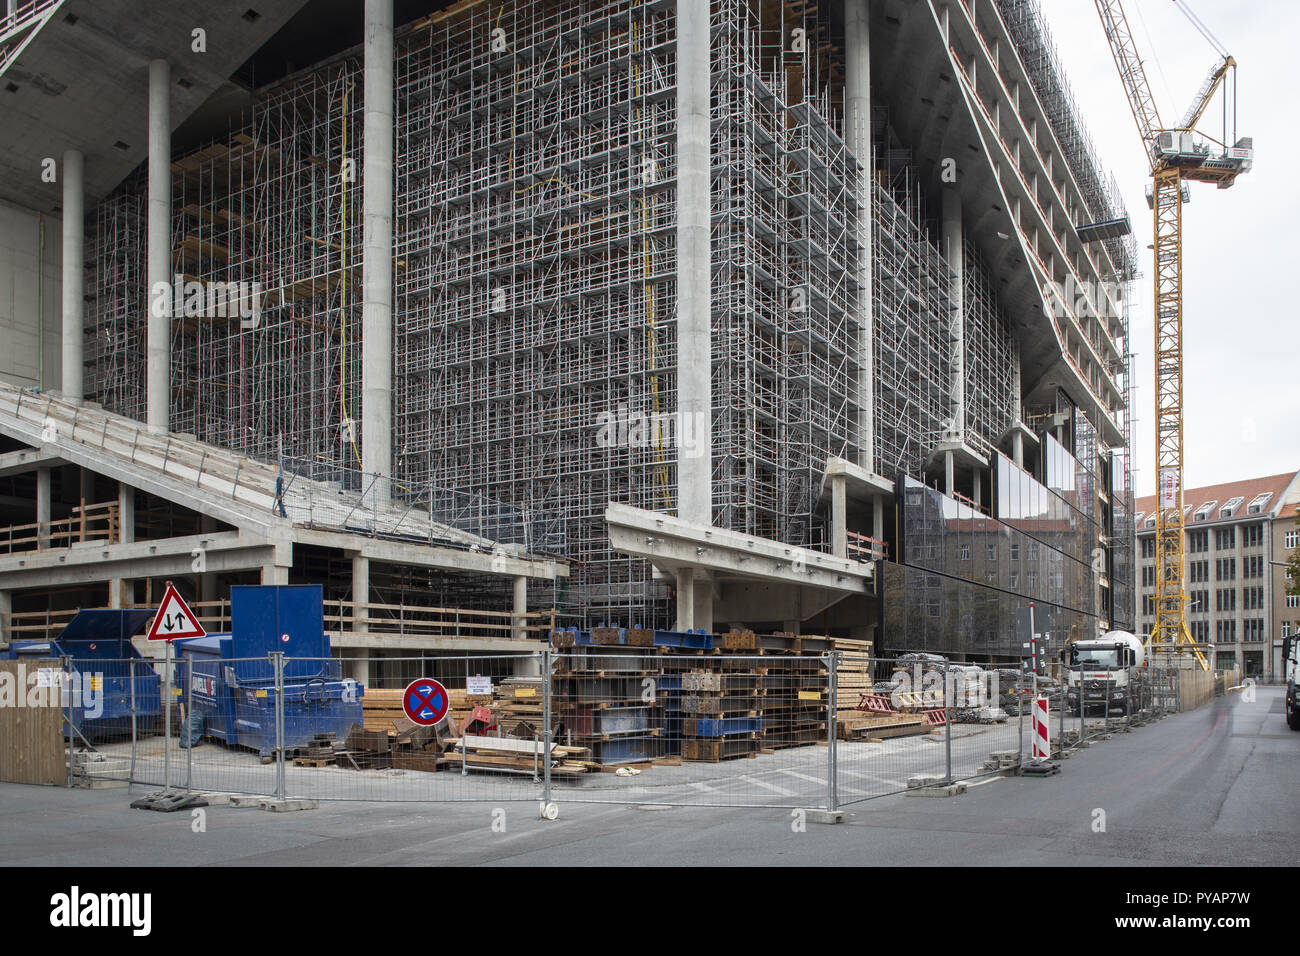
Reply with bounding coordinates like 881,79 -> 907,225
1062,630 -> 1146,717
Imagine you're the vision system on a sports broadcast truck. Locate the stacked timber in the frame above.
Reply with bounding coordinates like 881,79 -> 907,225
494,676 -> 545,736
442,734 -> 590,775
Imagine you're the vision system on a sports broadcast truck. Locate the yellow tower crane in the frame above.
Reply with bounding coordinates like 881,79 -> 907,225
1093,0 -> 1252,670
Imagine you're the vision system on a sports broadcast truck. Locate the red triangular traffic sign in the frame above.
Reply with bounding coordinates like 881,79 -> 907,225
146,581 -> 206,641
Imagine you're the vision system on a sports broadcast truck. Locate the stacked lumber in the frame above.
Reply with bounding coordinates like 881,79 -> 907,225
835,710 -> 930,741
363,686 -> 485,737
494,677 -> 545,734
361,688 -> 406,732
444,734 -> 591,775
831,640 -> 876,706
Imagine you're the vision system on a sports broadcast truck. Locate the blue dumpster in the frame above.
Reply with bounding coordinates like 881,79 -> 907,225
174,584 -> 363,757
1,609 -> 162,739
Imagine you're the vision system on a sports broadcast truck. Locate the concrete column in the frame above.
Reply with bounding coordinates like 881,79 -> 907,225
1012,430 -> 1024,468
943,186 -> 964,443
845,0 -> 874,474
944,450 -> 955,496
675,0 -> 712,524
0,589 -> 10,637
782,620 -> 801,636
873,495 -> 884,546
60,149 -> 84,404
973,468 -> 982,510
512,575 -> 528,641
693,578 -> 714,635
675,567 -> 695,632
362,0 -> 393,491
350,650 -> 371,687
346,552 -> 369,684
36,467 -> 51,548
79,466 -> 94,506
831,473 -> 847,559
118,482 -> 135,543
512,655 -> 542,677
262,564 -> 290,586
147,59 -> 171,433
351,552 -> 369,635
112,481 -> 134,609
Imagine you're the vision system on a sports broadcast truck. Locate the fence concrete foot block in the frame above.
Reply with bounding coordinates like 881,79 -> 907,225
198,792 -> 232,806
265,798 -> 318,812
803,808 -> 844,824
228,795 -> 318,812
906,783 -> 966,797
906,775 -> 946,789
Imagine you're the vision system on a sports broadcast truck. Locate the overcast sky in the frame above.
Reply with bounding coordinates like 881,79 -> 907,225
1037,0 -> 1299,496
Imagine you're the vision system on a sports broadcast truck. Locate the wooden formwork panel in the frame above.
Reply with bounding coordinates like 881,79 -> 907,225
0,659 -> 66,786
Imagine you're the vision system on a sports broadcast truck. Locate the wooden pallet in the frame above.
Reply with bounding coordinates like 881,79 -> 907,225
682,737 -> 759,761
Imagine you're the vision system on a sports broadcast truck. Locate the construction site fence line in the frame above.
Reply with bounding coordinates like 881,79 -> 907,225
52,653 -> 1186,810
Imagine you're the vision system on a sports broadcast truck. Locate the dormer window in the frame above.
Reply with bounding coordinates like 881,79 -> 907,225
1247,493 -> 1272,515
1193,501 -> 1216,522
1220,496 -> 1243,518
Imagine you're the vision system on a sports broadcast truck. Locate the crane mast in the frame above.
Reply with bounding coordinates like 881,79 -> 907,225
1094,0 -> 1252,670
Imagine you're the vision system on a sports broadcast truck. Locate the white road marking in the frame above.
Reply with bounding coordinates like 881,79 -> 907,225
739,775 -> 797,796
776,769 -> 827,786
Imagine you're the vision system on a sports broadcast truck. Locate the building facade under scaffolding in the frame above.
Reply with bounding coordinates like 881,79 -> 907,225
1,0 -> 1138,665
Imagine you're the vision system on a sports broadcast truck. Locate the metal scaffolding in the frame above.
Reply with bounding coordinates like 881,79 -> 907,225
82,0 -> 1132,629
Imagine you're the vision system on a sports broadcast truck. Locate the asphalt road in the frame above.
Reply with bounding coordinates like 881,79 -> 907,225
1,685 -> 1295,866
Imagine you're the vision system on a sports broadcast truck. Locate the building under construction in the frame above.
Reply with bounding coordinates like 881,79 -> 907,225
0,0 -> 1137,664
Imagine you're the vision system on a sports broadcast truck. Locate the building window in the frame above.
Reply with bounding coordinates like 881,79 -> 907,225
1287,594 -> 1300,609
1141,537 -> 1155,558
1141,566 -> 1155,587
1286,530 -> 1299,550
1188,529 -> 1208,553
1216,558 -> 1236,581
1143,595 -> 1155,616
1242,524 -> 1263,548
1215,527 -> 1236,550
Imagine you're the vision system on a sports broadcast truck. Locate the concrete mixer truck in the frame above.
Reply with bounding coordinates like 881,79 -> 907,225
1062,630 -> 1146,718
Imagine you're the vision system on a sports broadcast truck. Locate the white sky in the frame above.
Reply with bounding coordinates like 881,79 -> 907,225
1037,0 -> 1300,496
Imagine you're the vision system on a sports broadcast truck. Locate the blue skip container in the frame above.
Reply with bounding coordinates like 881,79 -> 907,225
1,609 -> 162,739
174,584 -> 363,757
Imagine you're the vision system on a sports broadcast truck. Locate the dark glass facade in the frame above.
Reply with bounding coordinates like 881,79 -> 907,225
881,434 -> 1116,661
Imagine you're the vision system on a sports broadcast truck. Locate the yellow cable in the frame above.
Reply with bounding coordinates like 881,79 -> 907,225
339,77 -> 364,468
